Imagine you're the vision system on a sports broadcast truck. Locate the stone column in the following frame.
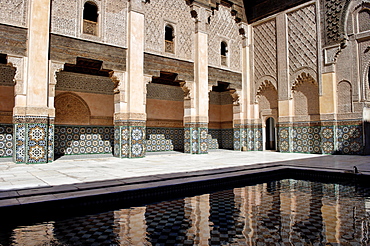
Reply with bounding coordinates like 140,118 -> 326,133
276,13 -> 293,153
184,4 -> 211,154
114,0 -> 147,158
12,0 -> 52,164
234,23 -> 249,151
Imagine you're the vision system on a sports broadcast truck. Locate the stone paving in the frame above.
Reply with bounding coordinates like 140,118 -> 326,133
0,150 -> 369,191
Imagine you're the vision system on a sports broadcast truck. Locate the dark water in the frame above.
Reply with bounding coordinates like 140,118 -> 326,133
1,178 -> 369,245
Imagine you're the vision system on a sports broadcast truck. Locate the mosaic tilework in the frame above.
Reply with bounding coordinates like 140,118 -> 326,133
14,123 -> 26,163
0,124 -> 13,158
208,129 -> 233,149
184,124 -> 208,154
54,126 -> 114,156
320,126 -> 335,154
336,124 -> 363,155
278,127 -> 290,152
292,126 -> 322,154
114,125 -> 145,158
14,121 -> 49,164
279,123 -> 364,155
146,128 -> 184,152
48,124 -> 54,162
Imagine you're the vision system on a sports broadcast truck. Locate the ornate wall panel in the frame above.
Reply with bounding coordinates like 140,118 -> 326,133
146,83 -> 184,101
359,40 -> 370,100
0,65 -> 16,86
55,93 -> 91,125
146,128 -> 184,152
144,0 -> 194,60
253,20 -> 277,82
103,0 -> 127,47
322,0 -> 351,46
287,4 -> 317,76
208,5 -> 242,71
0,124 -> 13,158
0,0 -> 28,27
337,123 -> 363,155
56,72 -> 114,95
337,81 -> 352,114
51,0 -> 78,37
54,125 -> 114,155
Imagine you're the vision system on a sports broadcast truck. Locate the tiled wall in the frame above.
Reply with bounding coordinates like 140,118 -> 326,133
278,123 -> 364,155
0,124 -> 13,158
54,125 -> 114,156
208,129 -> 233,149
146,128 -> 184,152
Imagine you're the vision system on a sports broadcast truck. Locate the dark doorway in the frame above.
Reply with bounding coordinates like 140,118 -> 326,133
266,117 -> 276,150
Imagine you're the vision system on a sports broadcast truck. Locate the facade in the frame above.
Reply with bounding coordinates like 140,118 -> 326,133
0,0 -> 369,164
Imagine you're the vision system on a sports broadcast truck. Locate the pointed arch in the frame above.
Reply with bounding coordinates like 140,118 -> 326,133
55,92 -> 91,125
292,72 -> 319,118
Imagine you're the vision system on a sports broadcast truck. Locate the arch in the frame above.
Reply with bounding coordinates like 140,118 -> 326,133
83,1 -> 98,35
83,1 -> 98,22
221,41 -> 228,66
337,80 -> 352,114
358,9 -> 370,32
292,72 -> 319,118
55,92 -> 91,125
165,24 -> 175,53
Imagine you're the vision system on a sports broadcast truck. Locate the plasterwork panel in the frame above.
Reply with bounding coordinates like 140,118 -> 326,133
56,72 -> 114,95
288,4 -> 317,76
103,0 -> 127,47
0,0 -> 28,27
253,20 -> 277,82
55,93 -> 90,125
359,40 -> 370,100
51,0 -> 78,36
208,5 -> 242,71
0,65 -> 16,86
146,83 -> 184,101
337,81 -> 352,114
144,0 -> 193,60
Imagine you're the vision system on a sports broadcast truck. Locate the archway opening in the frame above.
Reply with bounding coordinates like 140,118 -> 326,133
265,117 -> 276,150
146,71 -> 184,152
208,82 -> 234,150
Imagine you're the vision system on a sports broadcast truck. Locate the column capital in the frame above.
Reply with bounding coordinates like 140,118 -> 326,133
128,0 -> 148,14
190,4 -> 212,34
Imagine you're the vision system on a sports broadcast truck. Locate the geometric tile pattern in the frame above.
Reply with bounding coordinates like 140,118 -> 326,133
278,123 -> 364,155
292,126 -> 322,154
0,124 -> 13,158
184,124 -> 208,154
146,128 -> 184,152
209,129 -> 233,150
336,124 -> 363,155
114,124 -> 146,158
14,121 -> 50,164
54,126 -> 114,156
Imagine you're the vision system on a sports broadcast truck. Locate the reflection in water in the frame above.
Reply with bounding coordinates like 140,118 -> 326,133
1,179 -> 370,245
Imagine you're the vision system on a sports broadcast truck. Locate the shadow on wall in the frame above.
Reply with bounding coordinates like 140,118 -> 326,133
54,125 -> 114,159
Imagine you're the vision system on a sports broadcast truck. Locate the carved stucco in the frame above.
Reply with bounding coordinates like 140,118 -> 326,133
55,92 -> 90,124
288,4 -> 317,77
208,5 -> 242,72
253,19 -> 277,83
144,0 -> 194,60
0,0 -> 28,27
322,0 -> 351,46
51,0 -> 127,47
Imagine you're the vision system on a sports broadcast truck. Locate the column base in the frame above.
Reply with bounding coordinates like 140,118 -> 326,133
184,123 -> 208,154
114,121 -> 146,158
13,116 -> 54,164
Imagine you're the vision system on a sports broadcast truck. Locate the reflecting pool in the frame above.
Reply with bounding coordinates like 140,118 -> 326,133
1,178 -> 370,245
